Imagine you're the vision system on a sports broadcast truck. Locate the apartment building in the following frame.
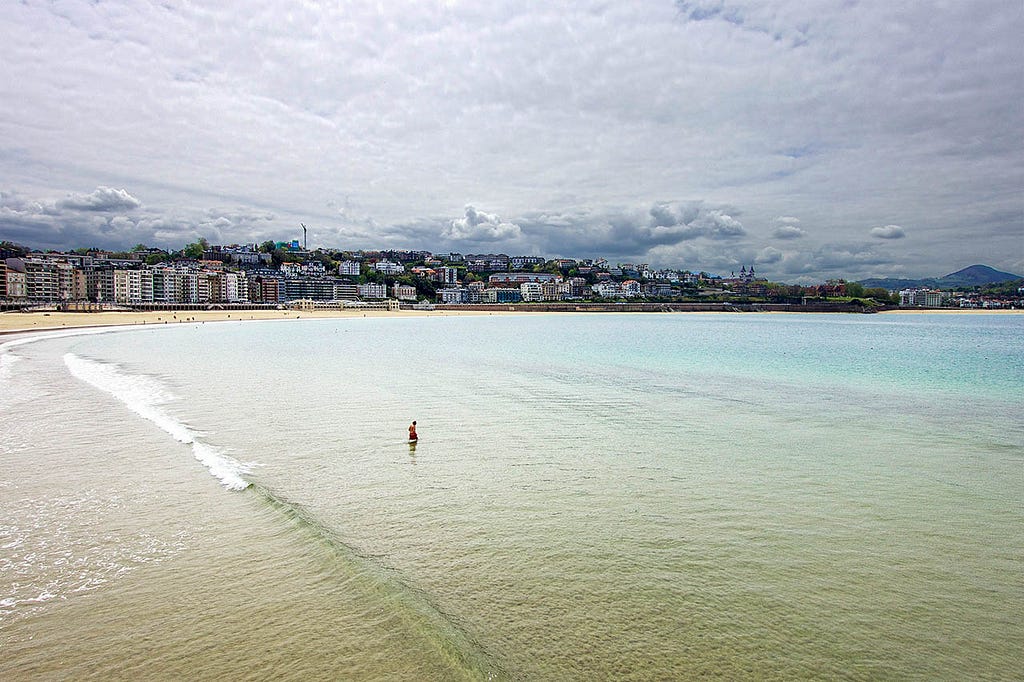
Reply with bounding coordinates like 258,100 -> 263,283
392,283 -> 417,301
438,287 -> 467,304
113,269 -> 155,303
510,256 -> 544,270
358,282 -> 387,299
520,282 -> 543,302
373,260 -> 405,275
900,288 -> 946,307
338,260 -> 360,276
3,259 -> 27,298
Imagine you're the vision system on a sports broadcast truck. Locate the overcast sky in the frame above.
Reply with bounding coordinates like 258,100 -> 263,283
2,0 -> 1022,282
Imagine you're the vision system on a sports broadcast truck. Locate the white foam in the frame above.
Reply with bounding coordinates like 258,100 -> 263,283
0,353 -> 18,381
1,327 -> 133,383
63,353 -> 251,491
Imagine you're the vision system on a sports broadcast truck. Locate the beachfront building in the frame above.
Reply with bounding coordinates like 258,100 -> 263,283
900,288 -> 946,307
333,282 -> 358,300
484,287 -> 522,303
150,267 -> 174,303
392,283 -> 417,301
218,271 -> 249,302
113,269 -> 154,303
592,281 -> 622,298
591,279 -> 646,299
358,282 -> 387,299
488,272 -> 561,286
86,265 -> 114,302
541,280 -> 563,301
466,281 -> 485,303
520,282 -> 543,302
439,287 -> 467,304
248,275 -> 282,303
284,277 -> 340,301
20,258 -> 61,301
3,259 -> 27,299
560,277 -> 588,300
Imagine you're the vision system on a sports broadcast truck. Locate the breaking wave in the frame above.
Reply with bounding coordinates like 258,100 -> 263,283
63,353 -> 252,490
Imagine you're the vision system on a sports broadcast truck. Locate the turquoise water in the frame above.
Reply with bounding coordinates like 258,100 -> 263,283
2,313 -> 1022,679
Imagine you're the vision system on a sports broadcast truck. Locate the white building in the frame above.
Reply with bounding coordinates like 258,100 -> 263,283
592,281 -> 622,298
113,269 -> 154,303
374,260 -> 405,275
437,266 -> 458,286
439,287 -> 467,304
221,272 -> 248,302
900,288 -> 945,307
520,282 -> 543,302
621,280 -> 642,298
358,282 -> 387,299
338,260 -> 360,276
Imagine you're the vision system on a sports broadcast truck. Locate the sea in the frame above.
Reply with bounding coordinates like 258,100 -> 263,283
1,312 -> 1021,680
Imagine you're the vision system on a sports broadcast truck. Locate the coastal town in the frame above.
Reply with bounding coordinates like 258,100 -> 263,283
1,238 -> 1020,311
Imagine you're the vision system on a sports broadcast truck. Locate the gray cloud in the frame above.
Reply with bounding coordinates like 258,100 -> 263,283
56,186 -> 141,212
779,242 -> 897,279
757,246 -> 784,264
511,201 -> 747,260
772,216 -> 806,239
443,206 -> 522,242
0,187 -> 279,250
870,225 -> 907,240
0,1 -> 1021,281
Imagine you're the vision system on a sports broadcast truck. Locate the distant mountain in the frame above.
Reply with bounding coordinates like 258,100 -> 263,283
937,264 -> 1023,287
860,264 -> 1022,290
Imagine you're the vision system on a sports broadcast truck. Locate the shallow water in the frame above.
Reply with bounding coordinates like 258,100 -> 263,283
2,313 -> 1022,679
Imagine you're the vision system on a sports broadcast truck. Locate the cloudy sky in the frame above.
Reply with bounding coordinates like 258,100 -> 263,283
2,0 -> 1021,282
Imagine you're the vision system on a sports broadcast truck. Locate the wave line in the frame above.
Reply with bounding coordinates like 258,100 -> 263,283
63,353 -> 252,491
249,483 -> 505,681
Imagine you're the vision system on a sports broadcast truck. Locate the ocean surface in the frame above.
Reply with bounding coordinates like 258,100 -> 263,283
1,312 -> 1022,680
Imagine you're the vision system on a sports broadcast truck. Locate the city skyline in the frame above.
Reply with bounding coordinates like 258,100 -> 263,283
2,1 -> 1022,284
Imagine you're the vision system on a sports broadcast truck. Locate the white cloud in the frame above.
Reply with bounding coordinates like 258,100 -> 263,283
773,225 -> 806,239
443,206 -> 522,242
870,225 -> 906,240
56,187 -> 141,212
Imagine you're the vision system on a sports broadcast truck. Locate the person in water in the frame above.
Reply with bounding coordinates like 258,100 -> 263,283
408,420 -> 418,441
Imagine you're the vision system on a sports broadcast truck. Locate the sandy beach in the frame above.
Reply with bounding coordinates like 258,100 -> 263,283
1,305 -> 1018,336
0,307 -> 495,336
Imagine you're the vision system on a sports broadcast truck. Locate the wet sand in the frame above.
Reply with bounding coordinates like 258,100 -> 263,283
2,306 -> 1018,336
0,308 -> 495,336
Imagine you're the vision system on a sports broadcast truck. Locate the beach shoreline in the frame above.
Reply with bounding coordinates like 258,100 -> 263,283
1,305 -> 1020,337
0,307 -> 501,337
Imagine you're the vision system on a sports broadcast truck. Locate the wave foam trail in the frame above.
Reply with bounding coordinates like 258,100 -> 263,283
63,353 -> 251,491
0,353 -> 18,381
